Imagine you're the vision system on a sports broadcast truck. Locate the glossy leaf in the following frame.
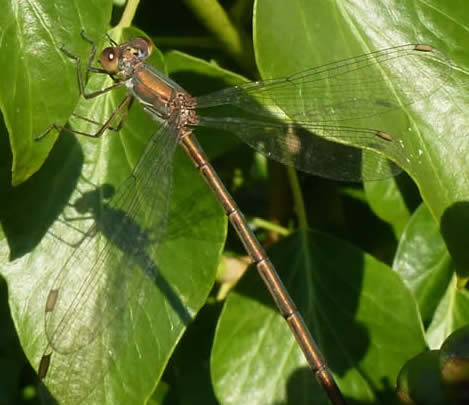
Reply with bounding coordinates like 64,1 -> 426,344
426,280 -> 469,351
0,0 -> 113,185
394,204 -> 469,349
254,0 -> 469,276
394,205 -> 453,326
364,176 -> 415,237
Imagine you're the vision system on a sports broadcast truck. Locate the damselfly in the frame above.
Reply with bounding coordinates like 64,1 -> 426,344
37,32 -> 449,405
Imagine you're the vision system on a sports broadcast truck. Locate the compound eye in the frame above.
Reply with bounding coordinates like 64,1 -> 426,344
133,37 -> 153,59
99,47 -> 119,74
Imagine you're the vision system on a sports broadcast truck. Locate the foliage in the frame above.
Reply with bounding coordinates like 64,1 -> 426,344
0,0 -> 467,404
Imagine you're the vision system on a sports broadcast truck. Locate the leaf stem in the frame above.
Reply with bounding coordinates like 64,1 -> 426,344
229,0 -> 253,25
286,166 -> 309,230
251,217 -> 290,236
117,0 -> 140,29
183,0 -> 256,74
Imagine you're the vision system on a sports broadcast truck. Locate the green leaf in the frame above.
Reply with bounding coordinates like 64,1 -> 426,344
426,280 -> 469,350
254,0 -> 469,275
364,176 -> 417,237
0,0 -> 113,185
394,204 -> 469,349
212,231 -> 426,404
394,205 -> 453,327
148,380 -> 171,405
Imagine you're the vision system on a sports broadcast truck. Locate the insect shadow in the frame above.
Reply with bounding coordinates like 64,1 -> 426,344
54,177 -> 193,325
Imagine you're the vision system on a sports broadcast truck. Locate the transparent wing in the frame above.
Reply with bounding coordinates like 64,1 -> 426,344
195,44 -> 450,181
196,44 -> 450,122
196,116 -> 402,181
44,119 -> 179,355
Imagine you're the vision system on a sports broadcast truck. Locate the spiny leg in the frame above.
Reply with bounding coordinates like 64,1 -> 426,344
72,97 -> 135,134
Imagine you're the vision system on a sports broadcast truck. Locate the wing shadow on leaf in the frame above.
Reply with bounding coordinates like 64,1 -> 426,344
61,181 -> 192,324
39,176 -> 193,405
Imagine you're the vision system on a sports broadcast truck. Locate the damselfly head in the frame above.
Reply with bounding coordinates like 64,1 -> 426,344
99,37 -> 153,76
